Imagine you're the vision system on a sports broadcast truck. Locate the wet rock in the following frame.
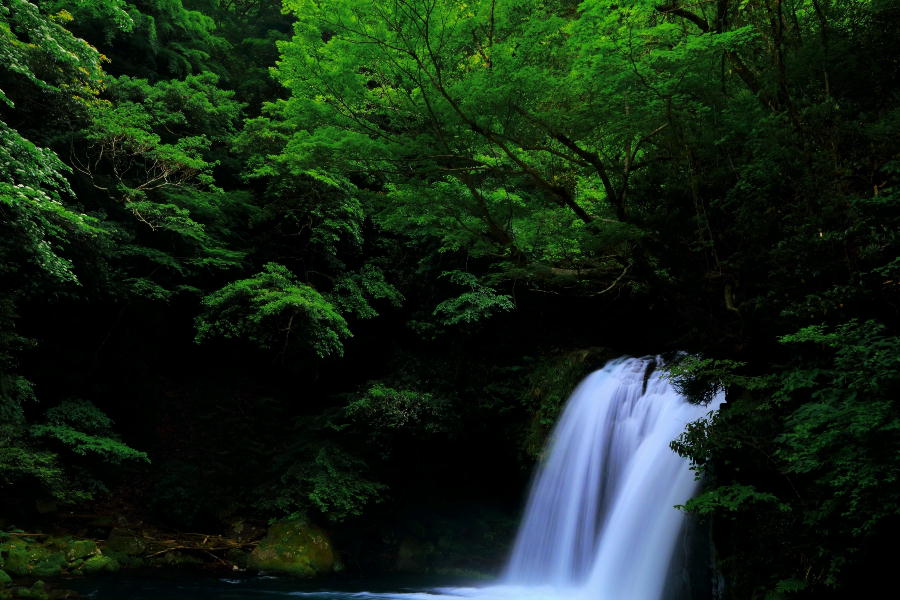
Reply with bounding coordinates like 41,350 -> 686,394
100,549 -> 142,570
62,540 -> 97,562
2,541 -> 50,577
247,520 -> 335,577
81,555 -> 119,575
29,554 -> 64,578
14,580 -> 48,600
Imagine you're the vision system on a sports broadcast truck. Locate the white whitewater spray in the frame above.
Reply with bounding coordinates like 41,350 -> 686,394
504,356 -> 723,600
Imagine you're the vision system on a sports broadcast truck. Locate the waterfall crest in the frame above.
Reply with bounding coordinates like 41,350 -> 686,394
504,356 -> 723,600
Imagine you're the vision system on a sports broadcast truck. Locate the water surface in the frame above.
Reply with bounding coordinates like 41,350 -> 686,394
65,574 -> 577,600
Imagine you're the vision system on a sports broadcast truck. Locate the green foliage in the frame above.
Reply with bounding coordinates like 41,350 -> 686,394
0,444 -> 68,500
345,383 -> 451,435
0,400 -> 147,504
678,483 -> 788,516
673,320 -> 900,594
31,399 -> 149,464
432,271 -> 515,327
331,265 -> 404,319
196,263 -> 351,358
266,444 -> 387,523
0,0 -> 123,507
775,321 -> 900,538
0,0 -> 105,285
68,69 -> 249,302
79,71 -> 243,199
665,356 -> 762,405
0,122 -> 99,285
51,0 -> 229,79
103,72 -> 243,143
304,446 -> 389,521
0,0 -> 105,107
262,0 -> 676,301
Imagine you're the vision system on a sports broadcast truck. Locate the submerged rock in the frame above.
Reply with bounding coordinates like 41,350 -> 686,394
247,520 -> 335,577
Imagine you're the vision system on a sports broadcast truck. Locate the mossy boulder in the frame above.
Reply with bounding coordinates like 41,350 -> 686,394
29,553 -> 65,578
247,520 -> 335,577
0,535 -> 104,578
81,555 -> 119,575
2,541 -> 51,577
14,581 -> 48,600
62,540 -> 97,562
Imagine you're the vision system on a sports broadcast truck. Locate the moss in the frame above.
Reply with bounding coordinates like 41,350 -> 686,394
101,549 -> 142,569
0,535 -> 102,578
81,555 -> 119,575
522,348 -> 617,457
29,553 -> 64,578
62,540 -> 97,562
15,581 -> 49,600
2,542 -> 51,577
0,569 -> 10,583
247,520 -> 335,577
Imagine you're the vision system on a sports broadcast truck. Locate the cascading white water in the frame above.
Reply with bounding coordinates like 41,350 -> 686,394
504,356 -> 723,600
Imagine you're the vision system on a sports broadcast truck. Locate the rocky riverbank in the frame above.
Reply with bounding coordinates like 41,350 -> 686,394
0,518 -> 340,599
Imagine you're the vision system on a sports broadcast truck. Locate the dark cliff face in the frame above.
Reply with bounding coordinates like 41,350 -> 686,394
662,516 -> 720,600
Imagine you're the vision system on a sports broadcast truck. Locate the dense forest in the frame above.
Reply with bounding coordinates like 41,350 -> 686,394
1,0 -> 898,598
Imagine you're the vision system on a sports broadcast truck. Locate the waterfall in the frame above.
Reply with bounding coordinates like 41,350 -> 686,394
504,356 -> 723,600
330,356 -> 723,600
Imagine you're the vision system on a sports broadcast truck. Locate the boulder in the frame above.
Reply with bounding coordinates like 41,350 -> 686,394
29,554 -> 65,578
247,520 -> 335,577
81,555 -> 119,575
15,580 -> 48,600
1,541 -> 50,577
62,540 -> 97,562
